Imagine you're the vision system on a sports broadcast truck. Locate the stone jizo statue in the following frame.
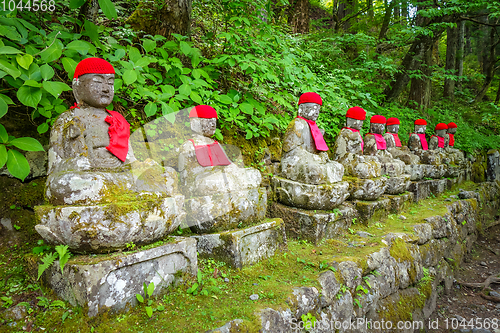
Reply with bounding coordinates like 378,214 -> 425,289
408,119 -> 429,152
429,123 -> 449,150
447,122 -> 457,148
384,117 -> 420,166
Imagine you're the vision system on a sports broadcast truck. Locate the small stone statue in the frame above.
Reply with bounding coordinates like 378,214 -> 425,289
407,119 -> 446,178
408,119 -> 429,153
364,115 -> 409,194
445,122 -> 465,167
446,122 -> 457,148
272,93 -> 349,210
429,123 -> 449,150
35,58 -> 184,253
281,92 -> 344,185
178,105 -> 265,232
384,117 -> 420,165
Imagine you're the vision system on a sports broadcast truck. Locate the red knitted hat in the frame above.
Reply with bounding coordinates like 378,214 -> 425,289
370,115 -> 386,124
73,58 -> 115,79
346,106 -> 366,120
414,119 -> 427,125
447,122 -> 457,128
298,92 -> 322,105
386,117 -> 400,126
189,105 -> 218,119
435,123 -> 448,130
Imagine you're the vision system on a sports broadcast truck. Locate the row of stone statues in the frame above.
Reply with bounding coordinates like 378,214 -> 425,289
34,58 -> 465,255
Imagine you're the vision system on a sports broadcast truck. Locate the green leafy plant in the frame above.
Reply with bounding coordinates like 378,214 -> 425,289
301,312 -> 317,331
136,282 -> 155,318
37,245 -> 71,280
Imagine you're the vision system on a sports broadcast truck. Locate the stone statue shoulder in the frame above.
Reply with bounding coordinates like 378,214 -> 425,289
282,118 -> 310,153
363,133 -> 378,156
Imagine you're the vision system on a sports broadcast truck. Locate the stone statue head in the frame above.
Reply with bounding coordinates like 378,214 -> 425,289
345,106 -> 366,131
386,117 -> 400,134
434,123 -> 448,138
72,58 -> 115,109
414,119 -> 427,134
189,105 -> 218,137
297,92 -> 322,121
369,115 -> 386,134
447,122 -> 457,135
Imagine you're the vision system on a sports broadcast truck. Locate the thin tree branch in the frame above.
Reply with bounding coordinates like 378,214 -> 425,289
460,17 -> 500,27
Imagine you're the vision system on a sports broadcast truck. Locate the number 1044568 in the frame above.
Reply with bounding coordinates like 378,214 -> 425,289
1,0 -> 56,11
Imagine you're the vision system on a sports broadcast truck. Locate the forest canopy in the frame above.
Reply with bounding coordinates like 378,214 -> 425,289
0,0 -> 499,180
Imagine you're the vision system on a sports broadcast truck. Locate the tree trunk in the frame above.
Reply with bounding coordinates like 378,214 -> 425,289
78,0 -> 99,24
377,0 -> 395,41
456,20 -> 465,91
367,0 -> 374,19
401,0 -> 408,25
409,44 -> 433,109
338,0 -> 356,32
287,0 -> 310,33
474,21 -> 498,104
393,2 -> 400,22
465,24 -> 472,55
444,26 -> 458,100
126,0 -> 192,38
495,81 -> 500,104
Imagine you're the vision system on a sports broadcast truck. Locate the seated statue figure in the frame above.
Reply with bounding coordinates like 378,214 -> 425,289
364,115 -> 410,194
383,117 -> 424,180
273,93 -> 349,210
35,58 -> 184,253
408,119 -> 446,178
331,106 -> 387,200
429,123 -> 450,150
178,105 -> 266,233
445,122 -> 465,167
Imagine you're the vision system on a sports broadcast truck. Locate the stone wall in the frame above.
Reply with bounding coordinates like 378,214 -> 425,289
210,181 -> 500,333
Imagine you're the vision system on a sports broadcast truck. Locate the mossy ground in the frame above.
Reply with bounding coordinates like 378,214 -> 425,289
0,179 -> 488,332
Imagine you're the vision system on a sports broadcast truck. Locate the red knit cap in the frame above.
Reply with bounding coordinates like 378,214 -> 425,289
435,123 -> 448,130
189,105 -> 218,119
370,115 -> 386,124
73,58 -> 115,79
414,119 -> 427,125
386,117 -> 400,126
298,92 -> 322,105
346,106 -> 366,120
447,122 -> 457,128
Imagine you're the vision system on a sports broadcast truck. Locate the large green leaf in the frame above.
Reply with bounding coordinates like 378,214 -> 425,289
66,40 -> 92,55
190,91 -> 202,104
123,69 -> 137,85
0,97 -> 7,119
98,0 -> 118,19
61,57 -> 78,80
217,94 -> 233,104
84,20 -> 99,44
0,59 -> 21,79
40,64 -> 55,80
7,149 -> 30,181
42,81 -> 71,98
179,83 -> 191,96
69,0 -> 86,9
142,39 -> 156,53
0,46 -> 21,54
40,40 -> 63,63
16,53 -> 33,70
144,102 -> 157,117
180,41 -> 191,56
0,145 -> 7,169
10,137 -> 44,151
17,86 -> 42,108
0,124 -> 7,143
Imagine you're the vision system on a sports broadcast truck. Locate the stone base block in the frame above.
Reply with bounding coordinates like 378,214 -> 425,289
347,177 -> 387,201
354,198 -> 391,225
409,180 -> 432,202
384,174 -> 411,195
429,179 -> 448,195
267,202 -> 357,244
381,192 -> 414,213
43,237 -> 197,317
425,165 -> 447,179
35,195 -> 185,253
445,166 -> 460,178
404,164 -> 426,181
271,176 -> 349,210
193,219 -> 287,268
184,188 -> 267,234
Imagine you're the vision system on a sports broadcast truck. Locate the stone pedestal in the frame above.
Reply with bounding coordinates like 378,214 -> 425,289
271,176 -> 349,210
409,180 -> 432,202
354,198 -> 390,225
43,237 -> 197,317
346,177 -> 387,201
184,188 -> 267,233
404,164 -> 426,181
193,219 -> 287,269
424,165 -> 447,179
429,179 -> 448,195
384,174 -> 411,195
35,195 -> 185,253
381,192 -> 414,213
268,202 -> 357,244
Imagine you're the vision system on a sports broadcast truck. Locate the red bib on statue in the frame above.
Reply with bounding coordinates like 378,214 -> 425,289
368,133 -> 387,150
104,110 -> 130,162
296,116 -> 329,151
387,133 -> 402,147
431,135 -> 445,148
448,134 -> 455,147
189,140 -> 231,167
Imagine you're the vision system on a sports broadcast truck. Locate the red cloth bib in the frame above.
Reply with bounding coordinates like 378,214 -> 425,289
342,127 -> 364,152
105,110 -> 130,162
387,133 -> 402,147
189,140 -> 231,167
296,116 -> 329,151
431,135 -> 445,148
367,133 -> 387,150
410,133 -> 428,150
448,133 -> 454,147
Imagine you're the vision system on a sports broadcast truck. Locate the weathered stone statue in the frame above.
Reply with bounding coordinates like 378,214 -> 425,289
408,119 -> 429,153
35,58 -> 185,252
364,115 -> 409,194
444,122 -> 465,170
429,123 -> 450,150
273,93 -> 349,210
178,105 -> 266,233
407,119 -> 445,178
332,107 -> 386,200
447,122 -> 457,148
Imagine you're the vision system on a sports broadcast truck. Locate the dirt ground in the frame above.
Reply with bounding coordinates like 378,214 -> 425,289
427,223 -> 500,333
